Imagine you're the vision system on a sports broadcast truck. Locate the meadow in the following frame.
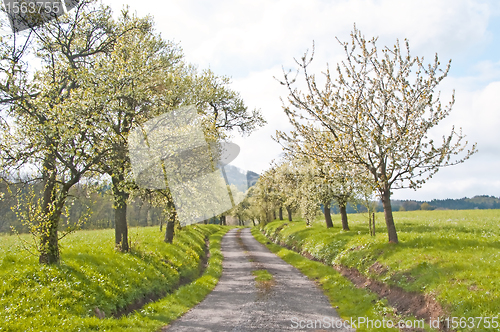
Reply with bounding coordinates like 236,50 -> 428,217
259,209 -> 500,332
2,209 -> 498,331
0,224 -> 229,331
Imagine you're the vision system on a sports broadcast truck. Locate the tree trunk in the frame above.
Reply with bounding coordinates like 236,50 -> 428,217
146,206 -> 152,227
267,210 -> 274,223
323,201 -> 333,228
372,212 -> 376,236
368,213 -> 373,236
286,206 -> 292,221
39,212 -> 61,264
261,213 -> 268,227
164,200 -> 177,243
339,204 -> 350,231
279,207 -> 283,220
164,219 -> 175,243
381,188 -> 398,243
112,176 -> 129,252
273,210 -> 276,220
39,186 -> 70,264
41,154 -> 56,216
39,153 -> 60,264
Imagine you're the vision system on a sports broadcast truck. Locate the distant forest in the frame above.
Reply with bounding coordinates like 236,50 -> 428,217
334,195 -> 500,214
0,166 -> 259,234
0,182 -> 164,234
1,177 -> 499,234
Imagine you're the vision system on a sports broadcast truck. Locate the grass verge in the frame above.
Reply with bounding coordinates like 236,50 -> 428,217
0,225 -> 231,331
89,227 -> 231,331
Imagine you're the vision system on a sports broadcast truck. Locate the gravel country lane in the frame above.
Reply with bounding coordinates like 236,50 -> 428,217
163,228 -> 355,332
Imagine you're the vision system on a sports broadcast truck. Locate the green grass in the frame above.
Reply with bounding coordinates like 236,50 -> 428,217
259,209 -> 500,332
251,269 -> 275,297
83,227 -> 230,331
0,224 -> 230,331
251,269 -> 273,282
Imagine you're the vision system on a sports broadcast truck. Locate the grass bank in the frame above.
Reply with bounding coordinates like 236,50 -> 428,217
0,225 -> 230,331
258,209 -> 500,332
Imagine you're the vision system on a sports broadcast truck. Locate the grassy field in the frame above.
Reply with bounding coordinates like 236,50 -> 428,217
0,224 -> 230,331
260,209 -> 500,331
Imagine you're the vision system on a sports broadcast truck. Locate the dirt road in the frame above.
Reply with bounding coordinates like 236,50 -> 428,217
163,228 -> 354,331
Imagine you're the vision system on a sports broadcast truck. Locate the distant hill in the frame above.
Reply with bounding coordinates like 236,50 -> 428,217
222,164 -> 259,193
246,170 -> 260,188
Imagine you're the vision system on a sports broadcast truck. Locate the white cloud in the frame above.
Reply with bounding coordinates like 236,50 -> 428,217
393,79 -> 500,200
229,66 -> 292,173
391,157 -> 500,200
106,0 -> 493,76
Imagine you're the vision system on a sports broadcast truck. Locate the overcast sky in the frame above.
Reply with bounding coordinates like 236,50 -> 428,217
103,0 -> 499,200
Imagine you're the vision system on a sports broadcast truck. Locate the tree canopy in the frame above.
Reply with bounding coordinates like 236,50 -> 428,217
276,26 -> 476,243
0,0 -> 264,262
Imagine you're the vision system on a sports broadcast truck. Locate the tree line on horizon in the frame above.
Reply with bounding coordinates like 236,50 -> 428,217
327,195 -> 500,214
2,177 -> 496,235
0,166 -> 261,234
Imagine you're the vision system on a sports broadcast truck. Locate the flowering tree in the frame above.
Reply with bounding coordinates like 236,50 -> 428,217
277,27 -> 476,243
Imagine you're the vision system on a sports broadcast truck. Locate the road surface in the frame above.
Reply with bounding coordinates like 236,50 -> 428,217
163,228 -> 354,332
